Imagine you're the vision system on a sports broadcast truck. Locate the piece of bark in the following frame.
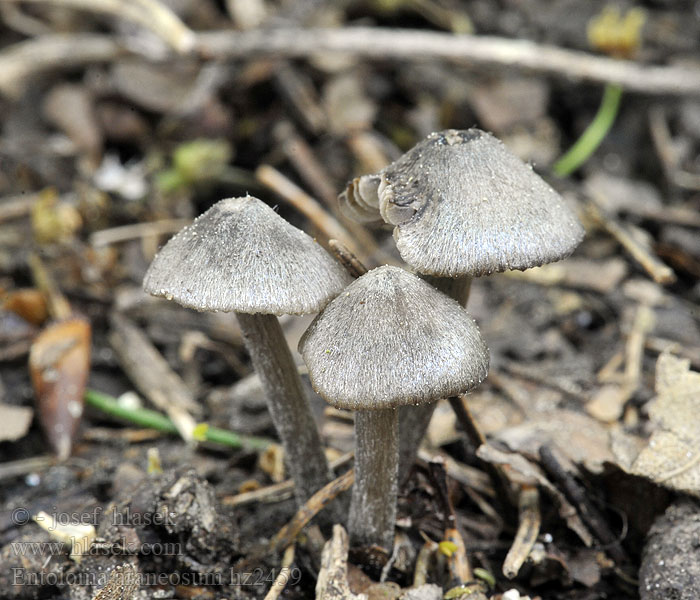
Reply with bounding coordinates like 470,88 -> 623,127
316,524 -> 367,600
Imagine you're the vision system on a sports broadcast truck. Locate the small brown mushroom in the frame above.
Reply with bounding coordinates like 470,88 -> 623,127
299,265 -> 488,549
143,196 -> 352,507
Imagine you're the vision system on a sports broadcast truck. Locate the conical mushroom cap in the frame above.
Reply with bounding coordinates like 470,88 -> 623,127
378,129 -> 585,277
143,196 -> 352,315
298,265 -> 489,410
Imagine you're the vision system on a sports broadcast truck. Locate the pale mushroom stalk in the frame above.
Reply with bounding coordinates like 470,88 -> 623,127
143,196 -> 352,512
299,266 -> 488,550
236,313 -> 333,505
349,409 -> 398,550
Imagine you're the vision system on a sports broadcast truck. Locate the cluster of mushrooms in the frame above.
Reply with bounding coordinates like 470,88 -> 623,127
143,128 -> 584,552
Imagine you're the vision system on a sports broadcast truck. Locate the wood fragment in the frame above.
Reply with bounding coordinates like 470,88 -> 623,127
263,544 -> 296,600
0,195 -> 33,224
255,164 -> 363,258
15,0 -> 195,53
222,451 -> 353,508
274,121 -> 339,208
316,524 -> 367,600
108,312 -> 199,441
586,200 -> 676,285
89,218 -> 192,247
6,28 -> 700,99
448,395 -> 515,515
413,535 -> 438,587
328,239 -> 368,279
649,106 -> 700,191
196,27 -> 700,97
417,449 -> 493,497
274,63 -> 326,134
539,445 -> 628,565
427,459 -> 472,584
0,34 -> 122,98
268,468 -> 354,554
502,485 -> 541,579
0,455 -> 55,482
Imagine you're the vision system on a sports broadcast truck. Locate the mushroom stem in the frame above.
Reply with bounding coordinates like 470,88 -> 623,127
236,312 -> 333,507
349,408 -> 398,550
398,275 -> 471,479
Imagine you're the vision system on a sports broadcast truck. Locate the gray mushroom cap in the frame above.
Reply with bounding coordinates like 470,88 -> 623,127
143,196 -> 352,315
298,265 -> 489,410
378,129 -> 585,277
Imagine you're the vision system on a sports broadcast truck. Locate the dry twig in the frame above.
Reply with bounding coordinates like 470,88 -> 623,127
108,312 -> 199,441
89,218 -> 192,247
268,468 -> 354,554
255,164 -> 362,257
197,27 -> 700,96
5,0 -> 195,53
316,524 -> 367,600
328,240 -> 368,279
263,544 -> 296,600
502,485 -> 541,579
586,199 -> 676,285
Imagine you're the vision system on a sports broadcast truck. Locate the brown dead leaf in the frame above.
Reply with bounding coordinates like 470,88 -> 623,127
2,288 -> 48,325
494,409 -> 615,474
29,317 -> 91,460
613,352 -> 700,496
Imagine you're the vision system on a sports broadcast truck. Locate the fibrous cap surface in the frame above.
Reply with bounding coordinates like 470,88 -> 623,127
143,196 -> 352,315
379,129 -> 585,277
299,265 -> 489,410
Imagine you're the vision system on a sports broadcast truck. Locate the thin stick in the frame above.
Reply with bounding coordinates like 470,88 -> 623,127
586,200 -> 676,285
649,106 -> 700,191
539,445 -> 628,565
255,164 -> 363,257
0,455 -> 55,481
328,240 -> 368,279
448,395 -> 515,515
0,34 -> 121,98
0,195 -> 33,224
222,452 -> 353,507
196,27 -> 700,97
108,312 -> 199,441
6,29 -> 700,99
263,544 -> 296,600
275,121 -> 339,207
89,218 -> 192,247
315,525 -> 366,600
4,0 -> 195,53
27,253 -> 72,320
502,485 -> 541,578
274,123 -> 384,258
268,468 -> 355,554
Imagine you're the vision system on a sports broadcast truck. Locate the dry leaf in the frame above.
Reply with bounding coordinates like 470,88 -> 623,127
29,317 -> 91,460
614,353 -> 700,496
614,352 -> 700,496
494,409 -> 615,474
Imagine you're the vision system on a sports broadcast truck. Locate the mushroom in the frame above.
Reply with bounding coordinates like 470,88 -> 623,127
143,196 -> 352,507
338,128 -> 585,475
298,265 -> 488,549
